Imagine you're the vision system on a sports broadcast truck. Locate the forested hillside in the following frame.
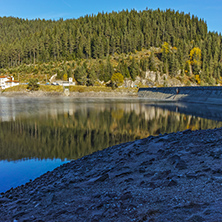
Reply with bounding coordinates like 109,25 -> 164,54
0,9 -> 222,86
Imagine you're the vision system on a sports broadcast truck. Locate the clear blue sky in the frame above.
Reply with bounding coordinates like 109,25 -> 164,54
0,0 -> 222,33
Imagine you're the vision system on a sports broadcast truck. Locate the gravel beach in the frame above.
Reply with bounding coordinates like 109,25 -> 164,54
1,128 -> 222,221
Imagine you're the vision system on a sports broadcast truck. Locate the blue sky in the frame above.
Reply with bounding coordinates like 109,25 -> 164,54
0,0 -> 222,33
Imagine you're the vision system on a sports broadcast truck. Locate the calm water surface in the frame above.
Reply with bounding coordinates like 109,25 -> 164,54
1,97 -> 222,192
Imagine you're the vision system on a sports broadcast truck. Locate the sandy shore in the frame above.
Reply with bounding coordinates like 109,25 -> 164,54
1,128 -> 222,221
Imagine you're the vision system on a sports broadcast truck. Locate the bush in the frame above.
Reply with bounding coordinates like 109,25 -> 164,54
27,78 -> 40,91
111,73 -> 124,88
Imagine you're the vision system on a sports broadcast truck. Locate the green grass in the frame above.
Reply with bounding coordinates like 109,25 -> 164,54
40,85 -> 63,92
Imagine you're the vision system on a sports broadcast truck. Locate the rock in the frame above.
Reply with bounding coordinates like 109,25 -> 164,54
140,159 -> 155,166
143,172 -> 155,178
124,178 -> 134,183
88,173 -> 109,183
187,214 -> 205,222
120,191 -> 133,201
212,168 -> 222,175
183,129 -> 192,134
75,207 -> 85,214
186,173 -> 197,179
115,171 -> 133,178
168,155 -> 180,165
95,173 -> 109,182
13,211 -> 26,218
167,179 -> 178,187
202,167 -> 211,172
175,160 -> 188,170
148,182 -> 156,189
140,180 -> 157,189
0,197 -> 10,204
153,170 -> 171,180
90,214 -> 101,222
54,209 -> 68,217
139,167 -> 146,173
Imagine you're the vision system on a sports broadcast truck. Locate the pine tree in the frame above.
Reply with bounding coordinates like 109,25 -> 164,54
87,65 -> 97,86
129,57 -> 140,80
104,57 -> 114,82
74,65 -> 87,85
149,52 -> 157,72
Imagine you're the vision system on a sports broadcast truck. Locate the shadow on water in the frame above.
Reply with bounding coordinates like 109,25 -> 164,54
147,102 -> 222,122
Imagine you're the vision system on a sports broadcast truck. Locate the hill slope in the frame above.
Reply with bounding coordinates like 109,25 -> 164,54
0,9 -> 222,86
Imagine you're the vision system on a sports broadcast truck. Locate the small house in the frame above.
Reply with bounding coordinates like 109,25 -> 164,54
0,76 -> 19,89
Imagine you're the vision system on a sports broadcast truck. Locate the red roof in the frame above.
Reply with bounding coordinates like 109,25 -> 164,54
0,76 -> 7,78
5,80 -> 19,83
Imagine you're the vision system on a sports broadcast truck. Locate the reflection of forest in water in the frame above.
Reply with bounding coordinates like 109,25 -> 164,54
1,100 -> 222,161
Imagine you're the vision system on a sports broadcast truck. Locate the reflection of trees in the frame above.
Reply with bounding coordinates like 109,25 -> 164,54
0,107 -> 222,161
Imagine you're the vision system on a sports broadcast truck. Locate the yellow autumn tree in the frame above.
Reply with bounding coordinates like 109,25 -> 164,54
111,73 -> 124,88
189,47 -> 201,75
161,42 -> 171,63
161,42 -> 170,54
63,73 -> 68,81
189,47 -> 201,66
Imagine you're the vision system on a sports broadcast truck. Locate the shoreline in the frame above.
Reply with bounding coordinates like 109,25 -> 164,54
1,128 -> 222,221
2,87 -> 222,107
0,90 -> 138,98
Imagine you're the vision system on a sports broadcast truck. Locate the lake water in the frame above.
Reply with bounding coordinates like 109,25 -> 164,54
1,97 -> 222,192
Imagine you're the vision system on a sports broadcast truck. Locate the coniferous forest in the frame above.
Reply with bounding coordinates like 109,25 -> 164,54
0,8 -> 222,86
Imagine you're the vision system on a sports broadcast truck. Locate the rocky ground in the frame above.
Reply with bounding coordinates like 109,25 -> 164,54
1,128 -> 222,221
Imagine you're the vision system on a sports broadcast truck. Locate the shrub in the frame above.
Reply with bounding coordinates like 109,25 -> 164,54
111,73 -> 124,88
27,78 -> 40,91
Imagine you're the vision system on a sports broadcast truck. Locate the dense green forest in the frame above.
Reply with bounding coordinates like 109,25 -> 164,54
0,9 -> 222,86
1,105 -> 222,161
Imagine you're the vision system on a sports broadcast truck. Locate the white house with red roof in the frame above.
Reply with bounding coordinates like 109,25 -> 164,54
0,76 -> 19,90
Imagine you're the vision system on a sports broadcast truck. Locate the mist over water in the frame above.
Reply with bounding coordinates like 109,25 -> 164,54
1,97 -> 222,192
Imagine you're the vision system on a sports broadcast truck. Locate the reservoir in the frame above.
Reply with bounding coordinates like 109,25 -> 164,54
1,96 -> 222,192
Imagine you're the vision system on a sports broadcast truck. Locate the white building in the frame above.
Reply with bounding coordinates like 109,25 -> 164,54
0,76 -> 19,90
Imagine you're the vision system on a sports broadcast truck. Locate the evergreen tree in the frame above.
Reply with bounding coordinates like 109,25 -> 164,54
87,65 -> 97,86
129,57 -> 140,80
149,52 -> 157,72
74,65 -> 87,85
103,57 -> 114,82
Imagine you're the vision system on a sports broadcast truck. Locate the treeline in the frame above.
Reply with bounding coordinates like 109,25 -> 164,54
0,9 -> 222,84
